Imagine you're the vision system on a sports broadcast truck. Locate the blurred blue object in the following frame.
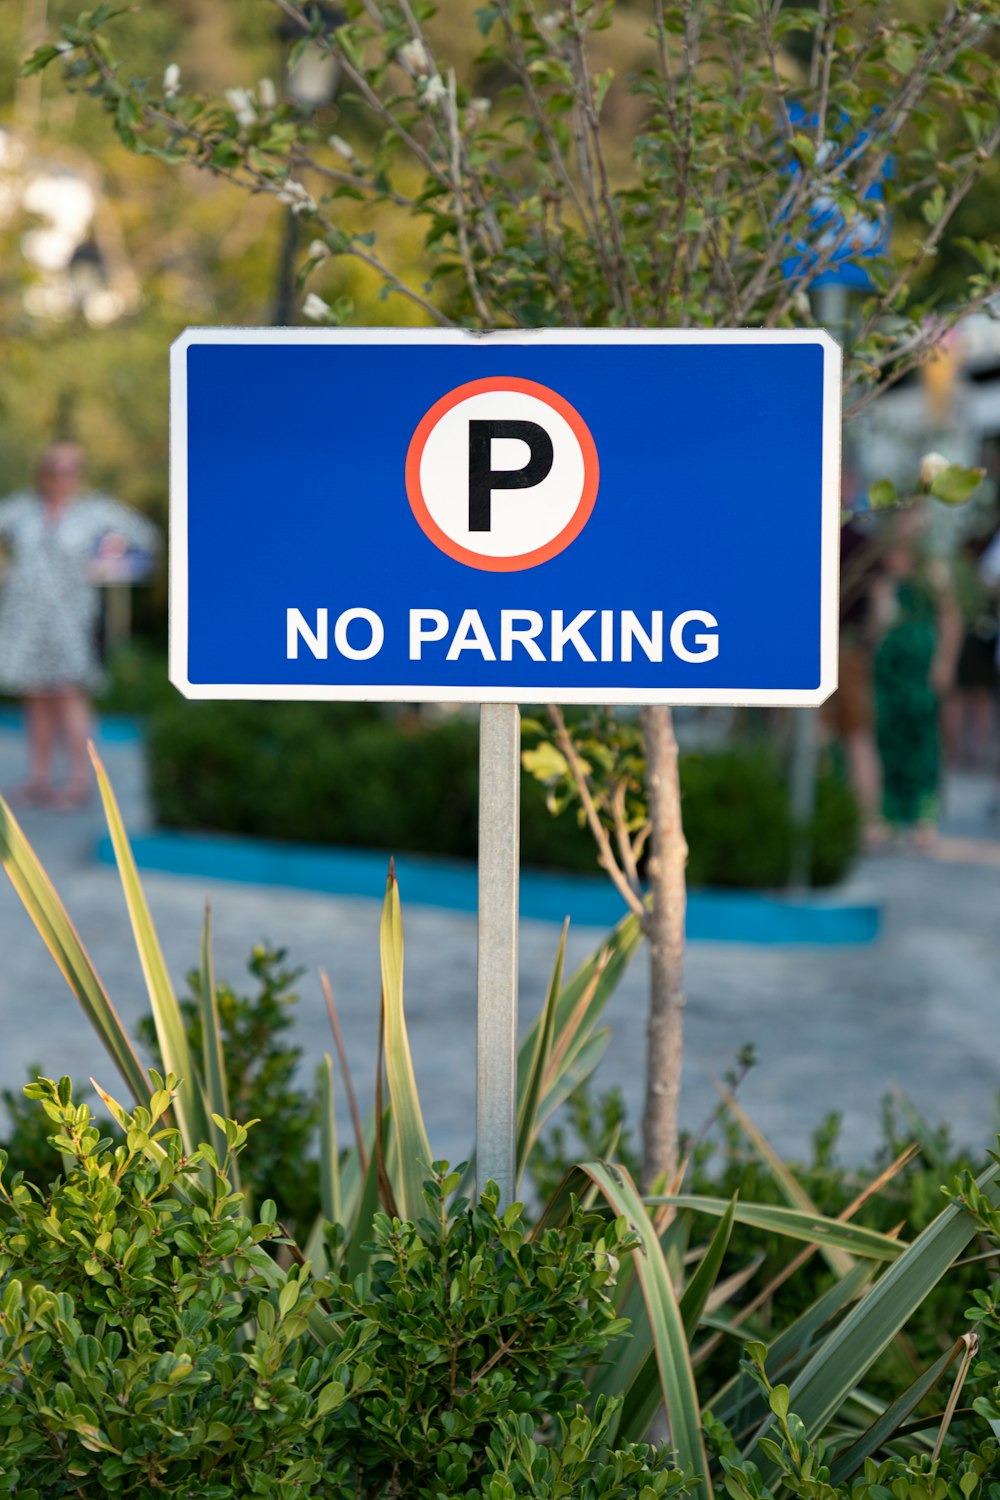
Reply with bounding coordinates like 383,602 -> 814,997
96,828 -> 881,946
780,102 -> 892,292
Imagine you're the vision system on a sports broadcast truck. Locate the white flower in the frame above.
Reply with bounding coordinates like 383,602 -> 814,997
276,178 -> 316,214
258,77 -> 277,110
55,39 -> 75,54
420,74 -> 447,107
919,452 -> 951,490
225,87 -> 257,127
303,292 -> 331,321
308,238 -> 331,260
328,134 -> 356,164
398,37 -> 432,76
163,62 -> 181,98
469,96 -> 491,119
539,11 -> 565,34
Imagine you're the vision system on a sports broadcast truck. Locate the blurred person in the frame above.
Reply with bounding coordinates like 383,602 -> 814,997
872,505 -> 961,848
829,515 -> 885,848
979,521 -> 1000,817
945,528 -> 999,770
0,442 -> 159,809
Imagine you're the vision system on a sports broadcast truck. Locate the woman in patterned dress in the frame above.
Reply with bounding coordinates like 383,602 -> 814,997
0,443 -> 159,808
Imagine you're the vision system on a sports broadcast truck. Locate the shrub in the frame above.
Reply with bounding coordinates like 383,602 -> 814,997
680,747 -> 857,889
147,701 -> 857,886
0,1077 -> 691,1500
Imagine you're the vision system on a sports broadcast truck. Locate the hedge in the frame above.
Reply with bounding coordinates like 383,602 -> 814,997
146,701 -> 858,888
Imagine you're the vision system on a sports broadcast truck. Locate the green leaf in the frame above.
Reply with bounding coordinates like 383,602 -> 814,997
521,743 -> 570,783
0,795 -> 150,1105
828,1336 -> 967,1482
528,911 -> 644,1113
319,1053 -> 341,1226
679,1195 -> 737,1341
929,464 -> 985,505
198,903 -> 232,1176
790,133 -> 816,168
89,746 -> 211,1156
649,1196 -> 904,1261
22,44 -> 63,76
578,1162 -> 710,1497
379,864 -> 432,1220
868,478 -> 897,509
515,920 -> 566,1185
316,1380 -> 347,1416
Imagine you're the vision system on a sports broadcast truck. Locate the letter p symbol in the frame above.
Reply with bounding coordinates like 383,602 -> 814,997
467,420 -> 554,532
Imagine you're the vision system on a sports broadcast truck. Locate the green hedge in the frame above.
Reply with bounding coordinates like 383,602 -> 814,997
147,700 -> 858,887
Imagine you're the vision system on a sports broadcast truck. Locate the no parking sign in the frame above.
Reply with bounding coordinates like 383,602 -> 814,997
169,325 -> 842,1206
169,328 -> 841,706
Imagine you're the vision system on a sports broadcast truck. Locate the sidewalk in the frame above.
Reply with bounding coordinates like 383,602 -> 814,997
0,723 -> 999,1171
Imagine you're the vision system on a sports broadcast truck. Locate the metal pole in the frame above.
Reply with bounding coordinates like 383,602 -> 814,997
477,702 -> 520,1209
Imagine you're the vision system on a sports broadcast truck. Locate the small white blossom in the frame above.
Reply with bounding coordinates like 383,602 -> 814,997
539,11 -> 565,34
919,452 -> 951,489
421,74 -> 448,107
398,37 -> 432,76
308,238 -> 331,260
328,134 -> 357,164
55,39 -> 75,54
791,290 -> 812,318
163,62 -> 181,98
303,292 -> 331,322
258,77 -> 277,110
276,178 -> 316,214
225,87 -> 257,127
469,96 -> 492,119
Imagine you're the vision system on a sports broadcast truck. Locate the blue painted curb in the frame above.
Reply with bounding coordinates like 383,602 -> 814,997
97,829 -> 881,945
0,706 -> 145,744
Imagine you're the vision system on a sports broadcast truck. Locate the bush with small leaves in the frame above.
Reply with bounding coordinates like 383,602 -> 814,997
0,1079 -> 689,1499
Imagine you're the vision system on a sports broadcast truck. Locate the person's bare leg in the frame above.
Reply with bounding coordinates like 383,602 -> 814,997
970,689 -> 996,771
49,687 -> 93,808
8,694 -> 57,803
845,730 -> 884,841
943,690 -> 964,768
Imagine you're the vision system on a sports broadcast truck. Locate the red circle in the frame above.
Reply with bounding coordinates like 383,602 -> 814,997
405,376 -> 600,572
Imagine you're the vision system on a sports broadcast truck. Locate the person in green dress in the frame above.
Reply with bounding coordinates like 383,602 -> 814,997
872,506 -> 961,847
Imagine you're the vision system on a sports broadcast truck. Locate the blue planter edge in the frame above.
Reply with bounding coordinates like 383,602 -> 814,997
96,829 -> 881,946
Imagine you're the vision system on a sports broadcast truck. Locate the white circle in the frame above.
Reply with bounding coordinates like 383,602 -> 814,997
419,390 -> 587,560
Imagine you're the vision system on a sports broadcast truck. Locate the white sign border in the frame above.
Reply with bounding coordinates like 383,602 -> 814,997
170,326 -> 841,707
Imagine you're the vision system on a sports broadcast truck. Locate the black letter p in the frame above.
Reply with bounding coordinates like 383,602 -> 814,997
468,420 -> 554,532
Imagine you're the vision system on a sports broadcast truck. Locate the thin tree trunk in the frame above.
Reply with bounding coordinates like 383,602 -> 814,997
640,704 -> 688,1191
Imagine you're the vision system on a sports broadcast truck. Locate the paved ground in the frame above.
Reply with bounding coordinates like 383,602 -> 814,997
1,724 -> 999,1172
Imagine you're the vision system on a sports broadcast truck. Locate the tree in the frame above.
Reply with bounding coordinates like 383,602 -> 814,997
27,0 -> 1000,1187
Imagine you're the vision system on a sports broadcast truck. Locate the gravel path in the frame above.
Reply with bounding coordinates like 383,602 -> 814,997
1,724 -> 999,1171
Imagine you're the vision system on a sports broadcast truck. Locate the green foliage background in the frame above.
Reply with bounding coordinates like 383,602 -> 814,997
146,696 -> 858,885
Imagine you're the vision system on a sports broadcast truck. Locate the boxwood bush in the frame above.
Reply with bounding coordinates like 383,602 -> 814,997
147,701 -> 857,888
0,1077 -> 695,1500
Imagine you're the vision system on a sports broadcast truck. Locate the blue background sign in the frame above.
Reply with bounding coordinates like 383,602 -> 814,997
170,329 -> 840,705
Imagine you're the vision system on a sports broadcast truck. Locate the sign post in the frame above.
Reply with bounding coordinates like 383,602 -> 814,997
170,327 -> 841,1208
477,702 -> 520,1206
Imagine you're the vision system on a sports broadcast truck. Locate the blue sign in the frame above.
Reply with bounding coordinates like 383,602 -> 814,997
781,104 -> 892,292
170,329 -> 841,706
